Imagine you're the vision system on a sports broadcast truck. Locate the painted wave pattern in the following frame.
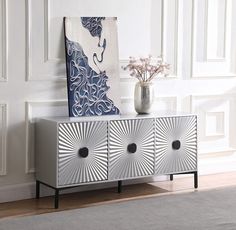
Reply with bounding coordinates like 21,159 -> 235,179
81,17 -> 105,39
81,17 -> 107,68
66,37 -> 120,116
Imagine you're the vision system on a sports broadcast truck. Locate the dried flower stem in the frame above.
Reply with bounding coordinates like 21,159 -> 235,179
122,55 -> 170,83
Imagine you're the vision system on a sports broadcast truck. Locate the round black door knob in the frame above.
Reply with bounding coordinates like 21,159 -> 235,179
172,140 -> 181,150
127,143 -> 137,153
78,147 -> 89,158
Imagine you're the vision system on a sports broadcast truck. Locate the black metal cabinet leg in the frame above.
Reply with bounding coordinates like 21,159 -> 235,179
169,171 -> 198,189
55,189 -> 59,209
118,180 -> 122,193
36,180 -> 40,199
194,171 -> 198,189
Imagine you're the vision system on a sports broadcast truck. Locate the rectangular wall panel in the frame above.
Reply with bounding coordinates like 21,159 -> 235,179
120,96 -> 177,114
191,94 -> 236,155
205,111 -> 225,137
0,103 -> 7,175
0,0 -> 6,81
192,0 -> 235,77
206,0 -> 226,60
26,0 -> 65,81
162,0 -> 179,77
25,101 -> 68,173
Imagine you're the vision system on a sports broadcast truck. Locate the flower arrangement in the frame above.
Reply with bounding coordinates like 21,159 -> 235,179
122,55 -> 170,83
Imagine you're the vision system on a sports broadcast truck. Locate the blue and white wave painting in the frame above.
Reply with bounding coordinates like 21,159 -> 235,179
65,17 -> 120,117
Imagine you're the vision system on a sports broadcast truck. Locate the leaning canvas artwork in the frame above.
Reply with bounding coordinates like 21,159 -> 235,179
64,17 -> 121,117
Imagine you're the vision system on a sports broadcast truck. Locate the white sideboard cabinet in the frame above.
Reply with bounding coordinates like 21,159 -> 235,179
35,113 -> 198,208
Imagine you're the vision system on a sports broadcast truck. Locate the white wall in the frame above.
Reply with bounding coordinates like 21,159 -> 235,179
1,0 -> 236,202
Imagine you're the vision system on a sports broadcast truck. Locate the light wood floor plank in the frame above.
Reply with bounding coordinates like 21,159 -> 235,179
1,172 -> 236,220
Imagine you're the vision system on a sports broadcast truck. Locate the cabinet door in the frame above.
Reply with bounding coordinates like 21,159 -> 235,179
109,119 -> 155,180
155,116 -> 197,174
58,121 -> 108,186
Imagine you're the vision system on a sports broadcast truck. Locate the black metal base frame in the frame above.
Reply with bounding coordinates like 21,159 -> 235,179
36,172 -> 197,209
36,180 -> 60,209
36,180 -> 123,209
169,171 -> 198,189
118,180 -> 122,193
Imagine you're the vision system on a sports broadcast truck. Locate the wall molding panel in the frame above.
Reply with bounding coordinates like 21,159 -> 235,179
44,0 -> 50,62
0,0 -> 7,81
206,0 -> 227,61
153,96 -> 178,112
121,96 -> 177,114
25,0 -> 31,81
191,94 -> 236,156
0,103 -> 7,176
25,100 -> 68,173
161,0 -> 179,78
26,0 -> 66,81
43,0 -> 65,63
191,0 -> 236,78
205,111 -> 225,137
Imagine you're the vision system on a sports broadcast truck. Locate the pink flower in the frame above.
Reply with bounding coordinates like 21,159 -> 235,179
122,56 -> 170,83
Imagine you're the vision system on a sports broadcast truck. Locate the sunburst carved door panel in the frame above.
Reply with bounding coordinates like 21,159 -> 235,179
58,121 -> 108,186
155,116 -> 197,174
109,119 -> 155,180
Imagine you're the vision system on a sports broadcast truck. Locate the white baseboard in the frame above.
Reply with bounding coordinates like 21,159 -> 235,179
0,182 -> 35,203
198,152 -> 236,175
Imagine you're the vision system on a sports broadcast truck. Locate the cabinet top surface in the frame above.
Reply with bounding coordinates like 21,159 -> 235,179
37,111 -> 197,123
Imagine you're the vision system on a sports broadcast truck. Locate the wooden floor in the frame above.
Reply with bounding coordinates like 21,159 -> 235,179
1,172 -> 236,220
